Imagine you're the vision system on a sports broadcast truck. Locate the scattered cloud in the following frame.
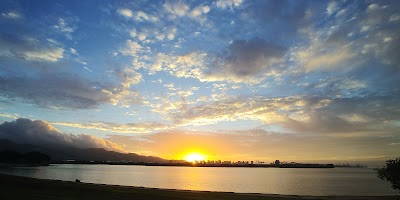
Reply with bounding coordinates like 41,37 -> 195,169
190,6 -> 210,18
133,11 -> 158,22
216,0 -> 243,9
164,0 -> 190,17
117,8 -> 133,18
145,51 -> 206,79
135,38 -> 285,84
119,39 -> 143,56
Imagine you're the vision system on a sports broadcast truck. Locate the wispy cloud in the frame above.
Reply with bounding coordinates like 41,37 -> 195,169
53,121 -> 168,134
22,47 -> 64,62
0,34 -> 65,62
0,113 -> 19,120
1,11 -> 21,19
53,18 -> 76,39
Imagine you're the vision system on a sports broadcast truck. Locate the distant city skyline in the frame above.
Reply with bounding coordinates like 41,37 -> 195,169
0,0 -> 399,164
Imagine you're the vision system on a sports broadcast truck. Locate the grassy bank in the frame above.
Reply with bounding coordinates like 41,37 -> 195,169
0,173 -> 396,200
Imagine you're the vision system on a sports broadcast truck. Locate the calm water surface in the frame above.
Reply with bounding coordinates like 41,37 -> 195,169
0,164 -> 397,196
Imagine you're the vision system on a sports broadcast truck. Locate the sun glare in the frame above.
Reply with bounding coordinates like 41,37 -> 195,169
183,152 -> 207,162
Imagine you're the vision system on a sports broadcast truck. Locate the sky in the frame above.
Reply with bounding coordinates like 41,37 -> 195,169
0,0 -> 399,164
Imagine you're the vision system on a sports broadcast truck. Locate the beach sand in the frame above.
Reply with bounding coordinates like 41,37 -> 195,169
0,173 -> 397,200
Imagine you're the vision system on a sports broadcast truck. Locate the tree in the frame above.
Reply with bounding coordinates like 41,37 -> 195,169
377,158 -> 400,192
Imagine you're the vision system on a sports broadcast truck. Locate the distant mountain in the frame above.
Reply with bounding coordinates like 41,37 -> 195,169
0,139 -> 165,163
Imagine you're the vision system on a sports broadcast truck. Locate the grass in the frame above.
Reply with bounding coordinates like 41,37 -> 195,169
0,173 -> 397,200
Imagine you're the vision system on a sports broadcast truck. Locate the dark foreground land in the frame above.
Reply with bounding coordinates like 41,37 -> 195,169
0,173 -> 397,200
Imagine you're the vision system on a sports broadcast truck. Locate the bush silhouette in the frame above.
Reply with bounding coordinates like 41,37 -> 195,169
377,158 -> 400,192
21,151 -> 51,164
0,150 -> 50,165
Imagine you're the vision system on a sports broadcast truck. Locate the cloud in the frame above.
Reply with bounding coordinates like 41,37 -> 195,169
53,18 -> 76,39
0,118 -> 125,152
53,121 -> 168,134
0,33 -> 64,62
0,113 -> 19,120
289,1 -> 400,74
145,51 -> 206,79
275,1 -> 400,112
242,0 -> 316,38
2,11 -> 21,19
163,94 -> 400,135
69,48 -> 78,55
0,74 -> 109,109
216,0 -> 243,9
205,38 -> 286,82
117,8 -> 133,18
190,6 -> 210,18
129,28 -> 137,37
326,1 -> 338,15
119,39 -> 143,56
0,70 -> 143,109
116,67 -> 142,87
164,0 -> 190,17
105,67 -> 143,107
129,26 -> 175,42
133,11 -> 158,22
189,5 -> 210,23
135,38 -> 285,84
167,26 -> 177,40
117,8 -> 158,23
163,1 -> 210,24
22,47 -> 64,62
294,43 -> 354,72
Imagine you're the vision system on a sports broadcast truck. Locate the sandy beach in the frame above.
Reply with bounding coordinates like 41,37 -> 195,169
0,173 -> 397,200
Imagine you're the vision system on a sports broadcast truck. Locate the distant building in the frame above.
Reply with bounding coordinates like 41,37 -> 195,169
275,160 -> 280,165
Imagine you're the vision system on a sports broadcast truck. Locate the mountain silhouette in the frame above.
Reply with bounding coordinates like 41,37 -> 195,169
0,139 -> 165,163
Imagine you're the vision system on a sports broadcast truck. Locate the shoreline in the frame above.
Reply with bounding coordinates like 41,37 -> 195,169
51,161 -> 336,168
0,173 -> 397,200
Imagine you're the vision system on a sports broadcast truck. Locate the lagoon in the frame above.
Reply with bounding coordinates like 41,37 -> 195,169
0,164 -> 397,196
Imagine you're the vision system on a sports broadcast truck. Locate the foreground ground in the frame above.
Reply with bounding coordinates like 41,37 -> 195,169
0,173 -> 397,200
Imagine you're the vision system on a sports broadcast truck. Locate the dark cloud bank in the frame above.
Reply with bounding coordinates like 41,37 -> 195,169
0,118 -> 123,151
0,118 -> 164,162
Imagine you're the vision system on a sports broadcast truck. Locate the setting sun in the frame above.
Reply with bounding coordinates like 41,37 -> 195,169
183,153 -> 207,162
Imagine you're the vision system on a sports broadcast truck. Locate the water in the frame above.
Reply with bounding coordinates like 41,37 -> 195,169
0,164 -> 397,196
